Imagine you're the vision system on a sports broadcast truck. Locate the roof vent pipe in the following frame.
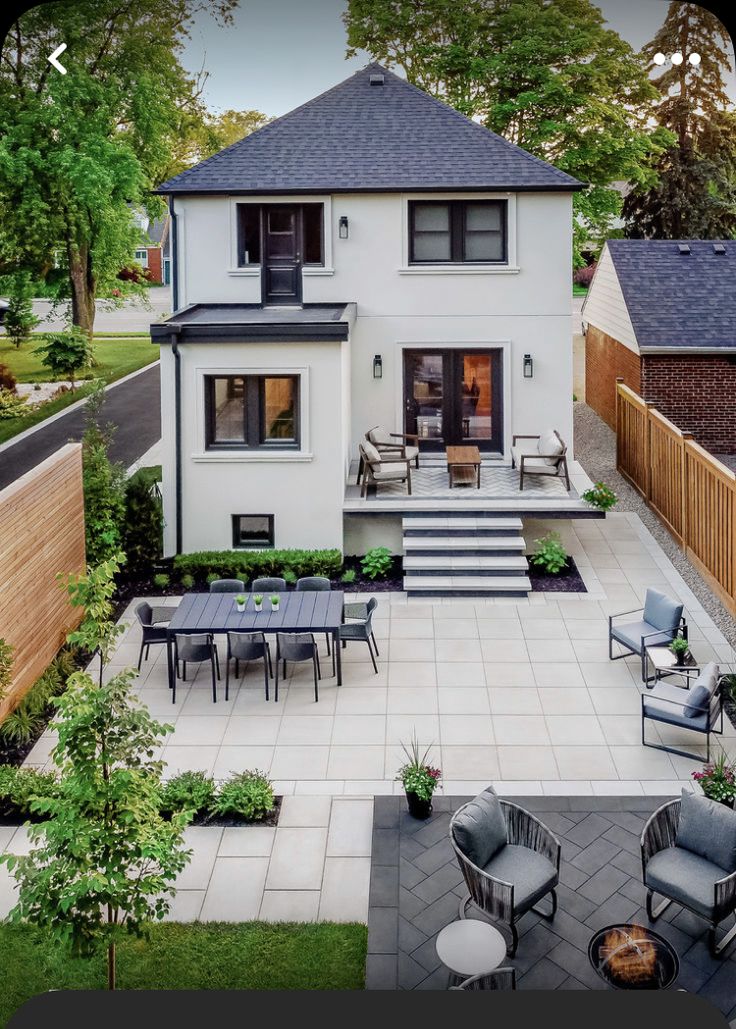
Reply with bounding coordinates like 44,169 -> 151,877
369,73 -> 385,85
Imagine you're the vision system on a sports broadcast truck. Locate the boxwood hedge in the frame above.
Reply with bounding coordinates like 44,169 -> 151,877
172,548 -> 342,584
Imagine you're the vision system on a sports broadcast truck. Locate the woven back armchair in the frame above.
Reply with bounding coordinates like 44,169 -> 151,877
641,796 -> 736,957
450,795 -> 561,956
449,968 -> 516,991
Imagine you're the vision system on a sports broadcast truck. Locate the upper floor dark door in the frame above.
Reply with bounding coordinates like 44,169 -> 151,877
262,205 -> 302,305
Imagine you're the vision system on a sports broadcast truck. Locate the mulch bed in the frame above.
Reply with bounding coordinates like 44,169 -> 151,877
0,796 -> 282,829
528,556 -> 587,593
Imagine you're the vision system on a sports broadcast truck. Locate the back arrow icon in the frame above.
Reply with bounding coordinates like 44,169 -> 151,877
48,43 -> 67,75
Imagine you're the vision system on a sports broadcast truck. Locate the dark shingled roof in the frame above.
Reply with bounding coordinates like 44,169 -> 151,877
155,63 -> 583,196
606,239 -> 736,351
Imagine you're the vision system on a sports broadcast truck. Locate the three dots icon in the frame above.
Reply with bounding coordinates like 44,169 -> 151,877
653,51 -> 701,67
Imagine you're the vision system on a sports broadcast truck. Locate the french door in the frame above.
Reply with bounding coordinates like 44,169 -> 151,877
403,349 -> 503,452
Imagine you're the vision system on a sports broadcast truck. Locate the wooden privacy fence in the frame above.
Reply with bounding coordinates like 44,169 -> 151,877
0,444 -> 86,722
616,379 -> 736,616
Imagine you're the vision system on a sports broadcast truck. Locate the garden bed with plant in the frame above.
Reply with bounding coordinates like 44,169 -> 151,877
527,532 -> 587,593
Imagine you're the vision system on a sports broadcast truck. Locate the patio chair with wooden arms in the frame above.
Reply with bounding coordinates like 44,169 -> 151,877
361,425 -> 420,483
358,441 -> 412,497
511,429 -> 570,491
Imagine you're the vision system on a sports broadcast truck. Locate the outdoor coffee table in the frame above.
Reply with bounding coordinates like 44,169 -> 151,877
435,918 -> 507,988
446,445 -> 481,489
165,591 -> 345,700
644,644 -> 698,688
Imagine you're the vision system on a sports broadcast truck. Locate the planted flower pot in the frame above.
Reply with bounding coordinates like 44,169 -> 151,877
234,595 -> 247,613
270,596 -> 280,612
405,790 -> 433,820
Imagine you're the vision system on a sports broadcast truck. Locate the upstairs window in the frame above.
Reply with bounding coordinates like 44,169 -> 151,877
238,205 -> 261,265
205,374 -> 299,450
409,200 -> 507,264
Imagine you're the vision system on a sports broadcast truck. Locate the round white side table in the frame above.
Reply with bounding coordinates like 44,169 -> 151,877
435,918 -> 508,988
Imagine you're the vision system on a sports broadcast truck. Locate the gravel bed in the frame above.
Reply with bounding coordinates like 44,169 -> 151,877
573,402 -> 736,649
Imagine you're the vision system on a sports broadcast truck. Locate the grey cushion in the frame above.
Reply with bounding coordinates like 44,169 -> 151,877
646,846 -> 727,918
511,446 -> 560,475
452,788 -> 507,868
371,462 -> 409,481
643,683 -> 708,730
537,429 -> 564,467
611,619 -> 676,653
362,440 -> 382,464
683,663 -> 719,718
643,589 -> 683,633
482,844 -> 558,913
677,789 -> 736,872
367,426 -> 392,446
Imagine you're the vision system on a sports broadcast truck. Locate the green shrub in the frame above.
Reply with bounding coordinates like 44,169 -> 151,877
180,573 -> 195,590
360,547 -> 393,580
159,771 -> 216,819
81,386 -> 127,564
281,569 -> 298,585
4,272 -> 39,348
0,766 -> 59,816
174,549 -> 343,583
153,573 -> 170,590
581,481 -> 618,512
49,648 -> 78,684
0,647 -> 79,748
33,326 -> 94,388
212,770 -> 275,821
123,467 -> 163,573
529,532 -> 568,575
340,568 -> 357,585
0,388 -> 27,420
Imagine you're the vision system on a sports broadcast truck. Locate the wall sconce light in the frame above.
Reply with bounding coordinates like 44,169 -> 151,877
523,354 -> 534,379
373,354 -> 383,379
339,215 -> 349,239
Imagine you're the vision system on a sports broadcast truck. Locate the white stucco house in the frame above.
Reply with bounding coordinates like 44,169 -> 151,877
152,63 -> 593,593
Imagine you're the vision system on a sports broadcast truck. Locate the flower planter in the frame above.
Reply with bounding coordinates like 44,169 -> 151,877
271,602 -> 280,612
235,603 -> 246,613
254,602 -> 263,613
405,790 -> 433,820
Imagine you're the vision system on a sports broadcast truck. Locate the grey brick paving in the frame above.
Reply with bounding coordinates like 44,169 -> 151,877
366,795 -> 736,1015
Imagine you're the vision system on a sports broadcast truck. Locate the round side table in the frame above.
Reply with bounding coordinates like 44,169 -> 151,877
435,918 -> 507,988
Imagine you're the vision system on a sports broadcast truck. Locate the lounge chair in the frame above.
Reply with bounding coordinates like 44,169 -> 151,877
511,430 -> 570,491
358,440 -> 412,497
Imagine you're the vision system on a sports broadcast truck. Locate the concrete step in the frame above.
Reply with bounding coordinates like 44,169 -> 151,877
402,516 -> 523,536
403,555 -> 529,573
403,575 -> 531,596
403,535 -> 526,553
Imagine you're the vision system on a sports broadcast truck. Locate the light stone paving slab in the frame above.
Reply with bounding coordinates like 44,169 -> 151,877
199,857 -> 269,921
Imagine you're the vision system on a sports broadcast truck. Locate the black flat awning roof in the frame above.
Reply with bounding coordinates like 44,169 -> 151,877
151,303 -> 355,343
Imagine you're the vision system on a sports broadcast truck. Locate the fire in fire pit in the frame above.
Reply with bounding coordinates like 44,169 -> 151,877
588,924 -> 679,990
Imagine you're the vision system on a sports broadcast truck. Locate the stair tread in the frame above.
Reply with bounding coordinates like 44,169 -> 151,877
403,555 -> 529,570
402,516 -> 523,530
403,536 -> 525,550
403,575 -> 531,590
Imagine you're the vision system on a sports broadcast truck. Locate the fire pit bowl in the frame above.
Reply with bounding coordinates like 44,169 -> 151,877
588,924 -> 679,990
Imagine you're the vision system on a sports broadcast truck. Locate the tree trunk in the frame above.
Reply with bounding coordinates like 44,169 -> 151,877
68,242 -> 96,338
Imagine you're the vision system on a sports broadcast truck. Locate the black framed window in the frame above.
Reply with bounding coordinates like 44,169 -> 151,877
206,374 -> 299,449
232,514 -> 274,548
237,204 -> 324,266
409,200 -> 507,264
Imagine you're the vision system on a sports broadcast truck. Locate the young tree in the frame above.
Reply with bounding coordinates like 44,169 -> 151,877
32,327 -> 94,390
344,0 -> 670,263
0,667 -> 190,990
3,272 -> 39,348
59,553 -> 126,686
79,385 -> 127,565
623,2 -> 736,238
0,1 -> 238,334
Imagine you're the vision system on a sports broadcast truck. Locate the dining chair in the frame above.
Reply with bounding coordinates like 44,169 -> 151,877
275,632 -> 321,703
209,578 -> 246,593
225,631 -> 272,701
173,632 -> 220,703
135,601 -> 178,670
252,577 -> 287,593
296,576 -> 332,656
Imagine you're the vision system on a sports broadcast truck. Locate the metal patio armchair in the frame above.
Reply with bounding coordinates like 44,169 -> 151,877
641,662 -> 725,761
609,588 -> 687,684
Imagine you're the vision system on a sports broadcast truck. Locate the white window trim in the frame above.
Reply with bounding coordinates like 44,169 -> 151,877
134,248 -> 149,268
398,192 -> 518,274
191,363 -> 312,462
395,339 -> 513,462
227,195 -> 334,277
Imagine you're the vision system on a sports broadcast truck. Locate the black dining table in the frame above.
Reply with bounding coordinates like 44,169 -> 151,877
165,590 -> 346,700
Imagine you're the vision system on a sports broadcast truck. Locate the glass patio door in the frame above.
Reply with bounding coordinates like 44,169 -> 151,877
404,352 -> 445,444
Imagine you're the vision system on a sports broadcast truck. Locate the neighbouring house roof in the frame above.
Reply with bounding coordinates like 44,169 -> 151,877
146,216 -> 169,247
594,239 -> 736,353
154,63 -> 584,196
151,303 -> 356,343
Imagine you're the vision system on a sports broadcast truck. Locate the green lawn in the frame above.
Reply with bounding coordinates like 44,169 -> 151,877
0,336 -> 159,445
0,921 -> 367,1023
572,284 -> 588,297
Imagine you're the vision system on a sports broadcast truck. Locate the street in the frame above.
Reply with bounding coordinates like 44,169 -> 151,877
0,288 -> 172,335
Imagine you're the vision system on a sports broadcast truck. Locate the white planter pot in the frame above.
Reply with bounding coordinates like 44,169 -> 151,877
254,603 -> 263,613
236,603 -> 246,613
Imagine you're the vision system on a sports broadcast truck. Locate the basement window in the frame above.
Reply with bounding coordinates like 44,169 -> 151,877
232,514 -> 274,548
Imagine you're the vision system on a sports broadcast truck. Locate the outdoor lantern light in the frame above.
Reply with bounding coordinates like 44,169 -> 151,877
523,354 -> 534,379
339,215 -> 349,239
373,354 -> 383,379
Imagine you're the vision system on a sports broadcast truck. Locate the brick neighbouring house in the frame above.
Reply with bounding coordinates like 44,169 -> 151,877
582,238 -> 736,453
132,213 -> 170,285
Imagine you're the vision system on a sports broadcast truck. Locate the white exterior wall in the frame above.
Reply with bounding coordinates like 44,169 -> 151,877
581,245 -> 639,353
165,189 -> 574,553
161,339 -> 346,555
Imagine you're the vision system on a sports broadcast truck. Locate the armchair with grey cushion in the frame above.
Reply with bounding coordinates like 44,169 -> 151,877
363,425 -> 420,476
449,968 -> 516,991
642,661 -> 725,761
358,441 -> 412,497
338,596 -> 379,674
450,786 -> 560,957
609,588 -> 687,683
641,790 -> 736,957
510,430 -> 570,491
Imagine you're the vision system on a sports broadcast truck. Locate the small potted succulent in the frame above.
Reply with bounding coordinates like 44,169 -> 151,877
270,593 -> 280,612
253,593 -> 263,613
396,734 -> 441,820
692,754 -> 736,808
234,593 -> 247,613
669,635 -> 690,666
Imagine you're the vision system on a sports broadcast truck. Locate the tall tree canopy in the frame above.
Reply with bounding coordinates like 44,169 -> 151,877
344,0 -> 671,263
623,2 -> 736,239
0,1 -> 239,333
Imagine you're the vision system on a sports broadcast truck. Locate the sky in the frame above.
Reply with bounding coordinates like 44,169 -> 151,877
180,0 -> 736,118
